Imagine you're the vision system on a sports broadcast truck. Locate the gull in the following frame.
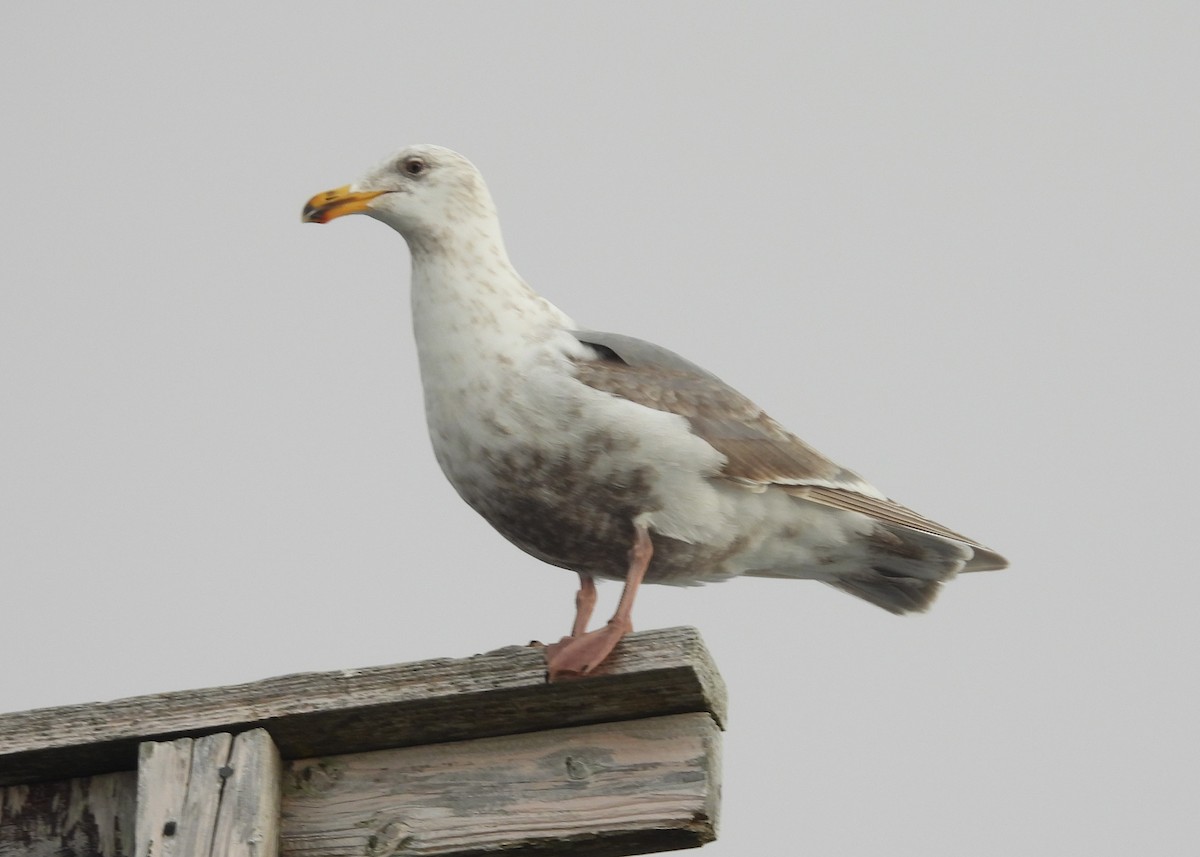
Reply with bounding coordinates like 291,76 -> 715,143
302,145 -> 1006,679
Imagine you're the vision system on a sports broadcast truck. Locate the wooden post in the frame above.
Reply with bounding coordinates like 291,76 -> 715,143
0,627 -> 725,857
135,729 -> 281,857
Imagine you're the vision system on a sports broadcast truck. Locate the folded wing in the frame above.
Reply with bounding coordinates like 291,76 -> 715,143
570,329 -> 1005,573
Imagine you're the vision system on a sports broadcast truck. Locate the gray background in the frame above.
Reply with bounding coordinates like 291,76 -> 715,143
2,3 -> 1196,854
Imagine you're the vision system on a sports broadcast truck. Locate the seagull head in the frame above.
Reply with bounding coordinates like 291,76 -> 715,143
302,144 -> 499,248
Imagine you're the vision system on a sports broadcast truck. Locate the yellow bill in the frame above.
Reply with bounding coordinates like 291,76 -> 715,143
301,186 -> 388,223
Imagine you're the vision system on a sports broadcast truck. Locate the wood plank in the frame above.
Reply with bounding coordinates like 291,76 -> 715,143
135,734 -> 228,857
211,730 -> 282,857
0,627 -> 724,788
176,734 -> 235,857
280,712 -> 721,857
0,770 -> 135,857
134,729 -> 281,857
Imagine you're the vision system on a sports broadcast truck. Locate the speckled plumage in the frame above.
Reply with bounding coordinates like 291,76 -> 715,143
303,145 -> 1006,628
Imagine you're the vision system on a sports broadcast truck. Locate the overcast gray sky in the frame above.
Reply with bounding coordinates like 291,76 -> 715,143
2,3 -> 1197,854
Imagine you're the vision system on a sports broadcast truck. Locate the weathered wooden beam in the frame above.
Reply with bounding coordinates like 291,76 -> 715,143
281,712 -> 721,857
135,729 -> 281,857
0,771 -> 135,857
214,730 -> 283,857
0,627 -> 726,788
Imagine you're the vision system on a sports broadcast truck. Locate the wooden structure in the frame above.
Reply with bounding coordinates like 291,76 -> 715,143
0,627 -> 725,857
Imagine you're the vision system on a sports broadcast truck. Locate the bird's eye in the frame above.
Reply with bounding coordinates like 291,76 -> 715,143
403,158 -> 426,176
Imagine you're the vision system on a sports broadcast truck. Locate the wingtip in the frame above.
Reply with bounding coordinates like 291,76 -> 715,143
963,546 -> 1009,573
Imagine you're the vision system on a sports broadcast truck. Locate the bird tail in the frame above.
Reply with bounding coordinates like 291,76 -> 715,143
826,523 -> 971,614
826,570 -> 943,614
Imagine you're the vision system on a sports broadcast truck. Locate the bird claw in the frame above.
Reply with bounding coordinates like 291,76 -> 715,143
543,620 -> 631,682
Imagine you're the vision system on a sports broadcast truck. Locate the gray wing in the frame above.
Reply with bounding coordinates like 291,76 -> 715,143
571,330 -> 865,488
570,330 -> 1007,570
787,485 -> 1008,571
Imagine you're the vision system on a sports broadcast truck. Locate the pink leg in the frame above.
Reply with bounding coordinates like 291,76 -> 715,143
545,525 -> 653,681
571,573 -> 597,638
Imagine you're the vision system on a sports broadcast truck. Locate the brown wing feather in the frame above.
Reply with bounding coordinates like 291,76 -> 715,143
570,331 -> 1006,571
572,353 -> 861,487
787,485 -> 1008,571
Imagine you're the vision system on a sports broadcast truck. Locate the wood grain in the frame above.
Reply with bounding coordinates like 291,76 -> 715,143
134,729 -> 281,857
136,735 -> 217,857
0,771 -> 135,857
0,628 -> 725,788
281,712 -> 721,857
213,730 -> 282,857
